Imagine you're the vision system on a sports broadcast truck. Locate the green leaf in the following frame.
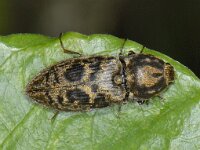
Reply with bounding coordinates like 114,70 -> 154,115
0,32 -> 200,150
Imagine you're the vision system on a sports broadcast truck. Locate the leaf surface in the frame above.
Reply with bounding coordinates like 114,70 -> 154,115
0,32 -> 200,150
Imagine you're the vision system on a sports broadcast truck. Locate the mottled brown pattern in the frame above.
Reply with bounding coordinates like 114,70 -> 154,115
26,51 -> 174,111
26,56 -> 126,111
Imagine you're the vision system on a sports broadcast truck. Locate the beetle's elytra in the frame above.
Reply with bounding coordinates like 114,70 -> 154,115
26,35 -> 175,111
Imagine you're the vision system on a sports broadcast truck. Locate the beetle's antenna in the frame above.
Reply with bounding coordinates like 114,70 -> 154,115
59,33 -> 81,56
140,45 -> 145,53
119,39 -> 127,56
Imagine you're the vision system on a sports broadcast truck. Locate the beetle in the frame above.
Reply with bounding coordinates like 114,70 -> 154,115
26,34 -> 174,111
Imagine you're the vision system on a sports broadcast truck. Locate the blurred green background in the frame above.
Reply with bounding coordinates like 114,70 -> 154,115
0,0 -> 199,77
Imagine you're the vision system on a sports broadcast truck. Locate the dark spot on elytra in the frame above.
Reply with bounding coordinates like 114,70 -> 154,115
57,95 -> 63,105
88,59 -> 103,81
64,64 -> 84,82
67,89 -> 90,103
93,93 -> 109,107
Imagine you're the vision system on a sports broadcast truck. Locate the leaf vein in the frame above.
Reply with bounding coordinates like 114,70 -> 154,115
0,106 -> 36,147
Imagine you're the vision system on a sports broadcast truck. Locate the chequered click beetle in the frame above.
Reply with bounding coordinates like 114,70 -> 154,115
26,34 -> 174,111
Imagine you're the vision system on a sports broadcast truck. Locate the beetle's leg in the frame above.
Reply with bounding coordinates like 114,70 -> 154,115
139,45 -> 145,53
119,39 -> 127,57
50,111 -> 59,123
59,33 -> 82,56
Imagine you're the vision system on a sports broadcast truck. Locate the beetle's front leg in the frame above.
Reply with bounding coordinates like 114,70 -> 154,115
59,33 -> 82,56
